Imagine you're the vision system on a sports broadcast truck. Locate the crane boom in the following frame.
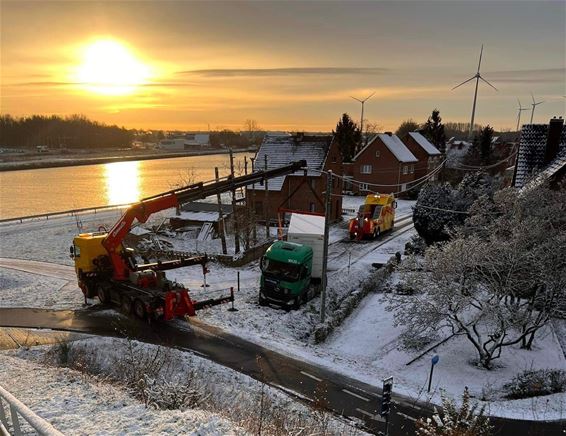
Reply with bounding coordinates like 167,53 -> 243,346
103,159 -> 307,280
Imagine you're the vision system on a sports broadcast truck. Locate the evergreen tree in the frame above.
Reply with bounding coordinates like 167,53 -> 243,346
333,113 -> 361,163
423,109 -> 447,153
465,125 -> 494,166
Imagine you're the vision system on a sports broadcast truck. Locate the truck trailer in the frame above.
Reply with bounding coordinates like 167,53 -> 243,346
259,213 -> 324,309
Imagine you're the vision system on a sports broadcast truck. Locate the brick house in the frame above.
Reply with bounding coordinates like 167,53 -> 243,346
402,132 -> 442,181
247,134 -> 343,222
344,132 -> 418,194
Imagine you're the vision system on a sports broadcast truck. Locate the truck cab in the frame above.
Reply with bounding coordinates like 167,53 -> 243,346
349,194 -> 396,240
259,241 -> 314,309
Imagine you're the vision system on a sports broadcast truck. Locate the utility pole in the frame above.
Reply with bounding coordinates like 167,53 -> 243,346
320,170 -> 332,324
229,149 -> 240,254
264,155 -> 269,239
251,157 -> 257,245
215,167 -> 228,255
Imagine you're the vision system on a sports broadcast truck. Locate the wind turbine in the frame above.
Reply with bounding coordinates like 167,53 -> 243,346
351,91 -> 375,138
529,92 -> 544,124
516,98 -> 529,131
452,45 -> 497,139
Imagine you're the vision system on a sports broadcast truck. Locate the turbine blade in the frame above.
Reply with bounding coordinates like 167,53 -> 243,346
351,96 -> 363,103
451,76 -> 476,90
479,76 -> 497,91
531,92 -> 535,104
517,98 -> 521,109
365,91 -> 376,101
477,44 -> 484,73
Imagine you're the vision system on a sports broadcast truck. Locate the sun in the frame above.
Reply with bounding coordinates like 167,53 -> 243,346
75,39 -> 151,96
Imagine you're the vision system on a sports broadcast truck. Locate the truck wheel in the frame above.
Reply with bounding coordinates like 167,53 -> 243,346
133,299 -> 146,319
373,227 -> 381,239
97,284 -> 110,305
349,233 -> 355,240
121,296 -> 132,315
292,295 -> 302,310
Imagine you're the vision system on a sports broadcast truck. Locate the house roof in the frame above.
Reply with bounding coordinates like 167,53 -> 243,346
514,123 -> 566,188
526,150 -> 566,189
407,132 -> 441,155
251,136 -> 331,191
355,133 -> 418,163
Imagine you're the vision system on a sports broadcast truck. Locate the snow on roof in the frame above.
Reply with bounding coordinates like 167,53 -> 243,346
515,122 -> 566,188
288,213 -> 325,236
407,132 -> 441,155
250,136 -> 331,191
376,134 -> 418,162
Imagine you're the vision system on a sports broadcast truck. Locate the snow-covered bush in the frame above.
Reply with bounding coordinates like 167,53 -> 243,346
504,369 -> 566,399
404,234 -> 427,256
416,387 -> 492,436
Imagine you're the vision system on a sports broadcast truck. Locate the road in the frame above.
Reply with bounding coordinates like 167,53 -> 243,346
1,259 -> 564,435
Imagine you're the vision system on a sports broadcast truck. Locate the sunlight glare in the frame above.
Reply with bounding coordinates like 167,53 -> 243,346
105,161 -> 141,205
76,39 -> 151,96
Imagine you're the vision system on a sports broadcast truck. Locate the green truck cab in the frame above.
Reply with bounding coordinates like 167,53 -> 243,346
259,241 -> 316,309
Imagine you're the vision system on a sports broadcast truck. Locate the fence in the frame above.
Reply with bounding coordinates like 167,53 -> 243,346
0,383 -> 64,436
0,203 -> 130,225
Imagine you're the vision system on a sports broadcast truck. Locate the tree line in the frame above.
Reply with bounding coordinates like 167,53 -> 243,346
0,114 -> 134,149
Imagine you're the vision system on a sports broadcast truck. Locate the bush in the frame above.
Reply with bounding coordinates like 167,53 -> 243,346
504,369 -> 566,399
404,234 -> 427,256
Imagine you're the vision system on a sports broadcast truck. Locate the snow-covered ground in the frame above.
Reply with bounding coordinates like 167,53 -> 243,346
2,196 -> 565,422
1,336 -> 360,435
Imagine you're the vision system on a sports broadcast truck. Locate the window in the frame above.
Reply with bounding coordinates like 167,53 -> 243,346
410,164 -> 415,173
403,165 -> 408,175
360,164 -> 372,174
309,202 -> 316,212
359,183 -> 369,191
255,201 -> 263,215
375,151 -> 380,158
310,178 -> 316,190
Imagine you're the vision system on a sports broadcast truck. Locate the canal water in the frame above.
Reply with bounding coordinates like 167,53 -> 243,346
0,153 -> 253,220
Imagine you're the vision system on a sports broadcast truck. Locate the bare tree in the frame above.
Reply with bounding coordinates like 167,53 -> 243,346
391,185 -> 566,369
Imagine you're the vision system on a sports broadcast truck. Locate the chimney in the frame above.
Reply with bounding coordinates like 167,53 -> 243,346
295,131 -> 304,143
385,131 -> 393,136
544,117 -> 564,164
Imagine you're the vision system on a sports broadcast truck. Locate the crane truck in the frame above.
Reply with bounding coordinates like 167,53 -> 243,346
348,194 -> 396,240
70,160 -> 307,321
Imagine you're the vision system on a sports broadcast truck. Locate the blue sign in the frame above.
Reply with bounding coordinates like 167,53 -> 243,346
431,355 -> 440,365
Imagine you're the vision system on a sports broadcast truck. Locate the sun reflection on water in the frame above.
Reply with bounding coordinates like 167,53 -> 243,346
104,161 -> 141,205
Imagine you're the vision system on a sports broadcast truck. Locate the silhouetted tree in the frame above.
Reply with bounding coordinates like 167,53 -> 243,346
333,113 -> 361,162
466,125 -> 494,166
422,109 -> 447,153
395,119 -> 420,138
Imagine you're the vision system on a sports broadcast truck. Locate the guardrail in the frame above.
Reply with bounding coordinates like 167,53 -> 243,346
0,383 -> 64,435
0,203 -> 131,225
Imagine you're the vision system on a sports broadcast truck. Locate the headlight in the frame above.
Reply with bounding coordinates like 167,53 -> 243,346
364,217 -> 369,222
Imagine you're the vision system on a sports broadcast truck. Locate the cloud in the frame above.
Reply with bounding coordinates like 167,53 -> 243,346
176,67 -> 390,77
483,68 -> 565,84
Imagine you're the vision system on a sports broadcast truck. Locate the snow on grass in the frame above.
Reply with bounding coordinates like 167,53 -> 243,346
0,267 -> 82,309
2,336 -> 363,436
0,351 -> 243,435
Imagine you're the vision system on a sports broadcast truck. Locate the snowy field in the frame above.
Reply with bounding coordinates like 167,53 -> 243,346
1,336 -> 361,435
1,197 -> 565,421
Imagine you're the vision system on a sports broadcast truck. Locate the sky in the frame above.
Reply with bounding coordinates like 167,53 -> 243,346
1,0 -> 565,132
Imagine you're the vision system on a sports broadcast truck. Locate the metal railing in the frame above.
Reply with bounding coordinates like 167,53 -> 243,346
0,384 -> 64,436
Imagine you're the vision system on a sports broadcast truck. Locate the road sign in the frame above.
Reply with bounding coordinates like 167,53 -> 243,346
432,354 -> 440,365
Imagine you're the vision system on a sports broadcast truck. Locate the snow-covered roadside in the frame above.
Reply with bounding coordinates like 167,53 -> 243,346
1,336 -> 364,435
0,352 -> 243,435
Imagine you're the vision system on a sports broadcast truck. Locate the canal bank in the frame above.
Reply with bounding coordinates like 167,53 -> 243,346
0,147 -> 256,172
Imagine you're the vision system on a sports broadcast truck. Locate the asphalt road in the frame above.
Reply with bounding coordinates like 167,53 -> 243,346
0,308 -> 564,436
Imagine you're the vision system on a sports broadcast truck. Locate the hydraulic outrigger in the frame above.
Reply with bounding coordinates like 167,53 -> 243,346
70,160 -> 307,321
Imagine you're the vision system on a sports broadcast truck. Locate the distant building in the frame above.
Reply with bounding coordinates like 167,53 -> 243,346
158,133 -> 210,151
344,132 -> 418,195
247,134 -> 343,222
513,117 -> 566,189
445,138 -> 472,168
401,132 -> 442,181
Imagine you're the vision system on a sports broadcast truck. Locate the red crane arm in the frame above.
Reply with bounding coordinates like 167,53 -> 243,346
102,194 -> 179,280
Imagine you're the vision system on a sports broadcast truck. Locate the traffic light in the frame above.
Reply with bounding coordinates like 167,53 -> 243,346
380,378 -> 393,416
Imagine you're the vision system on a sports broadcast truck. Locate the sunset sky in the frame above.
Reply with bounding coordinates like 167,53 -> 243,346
1,0 -> 564,132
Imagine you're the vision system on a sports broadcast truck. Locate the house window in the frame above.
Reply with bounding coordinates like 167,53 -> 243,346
410,164 -> 415,173
310,178 -> 316,190
360,164 -> 372,174
255,201 -> 263,215
375,151 -> 380,158
309,202 -> 316,212
403,165 -> 408,175
343,176 -> 353,192
359,183 -> 369,191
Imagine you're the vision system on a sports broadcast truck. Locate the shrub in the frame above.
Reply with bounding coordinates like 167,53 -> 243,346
504,369 -> 566,399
